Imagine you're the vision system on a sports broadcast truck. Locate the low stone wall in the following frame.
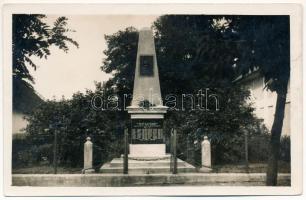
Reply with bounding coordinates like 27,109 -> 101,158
12,173 -> 290,187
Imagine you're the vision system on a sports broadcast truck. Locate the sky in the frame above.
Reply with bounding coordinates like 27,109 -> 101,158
29,15 -> 159,100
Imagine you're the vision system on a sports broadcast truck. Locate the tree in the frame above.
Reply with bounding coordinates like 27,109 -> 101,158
101,27 -> 139,130
102,27 -> 138,101
231,16 -> 290,185
154,15 -> 290,185
153,15 -> 240,94
13,14 -> 79,112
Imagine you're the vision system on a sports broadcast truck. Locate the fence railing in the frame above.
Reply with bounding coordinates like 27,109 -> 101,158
123,128 -> 129,174
170,129 -> 177,174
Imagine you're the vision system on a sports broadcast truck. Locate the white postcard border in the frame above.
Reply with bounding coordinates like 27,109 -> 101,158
2,3 -> 303,196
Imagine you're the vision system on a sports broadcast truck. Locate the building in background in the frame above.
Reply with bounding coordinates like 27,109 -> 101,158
235,70 -> 290,137
13,81 -> 44,136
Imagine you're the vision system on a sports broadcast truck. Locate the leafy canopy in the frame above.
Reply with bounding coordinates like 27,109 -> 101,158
13,14 -> 79,113
13,14 -> 79,83
231,16 -> 290,93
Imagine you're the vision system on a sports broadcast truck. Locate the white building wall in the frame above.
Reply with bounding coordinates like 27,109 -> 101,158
12,112 -> 28,134
244,74 -> 290,136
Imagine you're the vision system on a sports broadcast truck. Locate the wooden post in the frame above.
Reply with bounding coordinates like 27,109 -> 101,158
244,129 -> 249,172
186,134 -> 189,163
123,128 -> 129,174
53,130 -> 58,174
173,129 -> 177,174
186,134 -> 194,165
170,129 -> 173,172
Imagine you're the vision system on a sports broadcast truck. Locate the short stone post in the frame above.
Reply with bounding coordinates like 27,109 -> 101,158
82,137 -> 94,174
200,136 -> 212,172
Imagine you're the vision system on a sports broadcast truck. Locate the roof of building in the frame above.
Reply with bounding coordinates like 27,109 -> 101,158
233,67 -> 261,84
13,80 -> 44,114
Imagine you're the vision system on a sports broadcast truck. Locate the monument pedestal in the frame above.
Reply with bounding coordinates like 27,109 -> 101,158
129,144 -> 166,157
100,155 -> 196,174
127,105 -> 168,158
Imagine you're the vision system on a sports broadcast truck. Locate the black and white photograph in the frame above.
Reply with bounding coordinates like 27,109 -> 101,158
1,2 -> 303,197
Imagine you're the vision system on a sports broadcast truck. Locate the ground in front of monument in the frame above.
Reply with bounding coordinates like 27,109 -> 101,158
8,11 -> 295,191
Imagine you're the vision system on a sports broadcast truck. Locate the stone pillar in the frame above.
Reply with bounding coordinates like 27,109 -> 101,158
82,137 -> 94,174
200,136 -> 212,172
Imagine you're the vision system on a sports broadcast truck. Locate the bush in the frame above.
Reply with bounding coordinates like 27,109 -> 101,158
12,137 -> 30,167
248,134 -> 290,163
12,136 -> 53,168
248,134 -> 270,162
175,119 -> 291,166
280,136 -> 290,162
34,143 -> 53,163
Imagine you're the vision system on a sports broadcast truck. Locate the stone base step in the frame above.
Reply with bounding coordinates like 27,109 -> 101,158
100,164 -> 196,174
12,173 -> 291,187
109,158 -> 190,168
100,156 -> 196,174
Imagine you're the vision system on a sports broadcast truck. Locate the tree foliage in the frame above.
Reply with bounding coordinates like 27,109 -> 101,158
13,14 -> 79,83
13,14 -> 79,113
102,27 -> 138,103
154,15 -> 239,94
231,16 -> 290,92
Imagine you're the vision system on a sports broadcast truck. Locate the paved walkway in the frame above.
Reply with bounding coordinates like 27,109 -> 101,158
12,173 -> 290,187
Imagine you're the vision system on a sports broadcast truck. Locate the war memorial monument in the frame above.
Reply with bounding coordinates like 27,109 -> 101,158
100,28 -> 202,174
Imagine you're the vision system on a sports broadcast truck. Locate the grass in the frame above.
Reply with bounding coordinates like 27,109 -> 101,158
212,161 -> 290,173
12,161 -> 290,174
12,165 -> 82,174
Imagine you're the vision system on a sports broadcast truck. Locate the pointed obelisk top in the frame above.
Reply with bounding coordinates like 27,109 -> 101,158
127,27 -> 167,118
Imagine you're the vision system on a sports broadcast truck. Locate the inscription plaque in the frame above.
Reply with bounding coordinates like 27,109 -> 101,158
140,55 -> 154,76
131,119 -> 163,144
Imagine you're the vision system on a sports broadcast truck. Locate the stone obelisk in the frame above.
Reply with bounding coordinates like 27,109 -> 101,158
127,27 -> 168,157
